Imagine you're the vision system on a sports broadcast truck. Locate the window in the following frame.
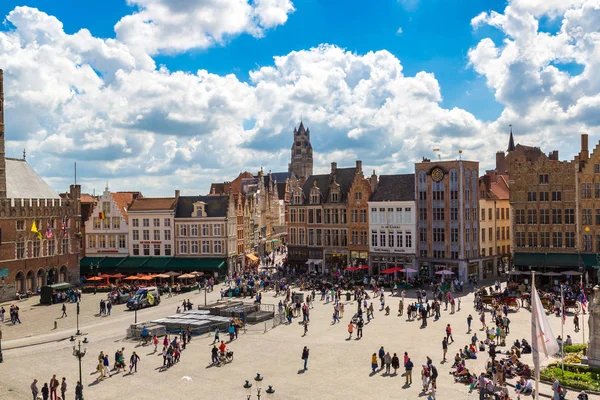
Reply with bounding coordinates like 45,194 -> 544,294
132,218 -> 139,227
596,209 -> 600,225
371,231 -> 378,247
379,232 -> 386,247
540,209 -> 549,224
310,192 -> 319,204
299,228 -> 306,245
432,191 -> 444,200
89,235 -> 97,248
552,232 -> 562,248
466,228 -> 470,243
540,232 -> 550,248
370,208 -> 377,223
33,240 -> 40,257
143,244 -> 150,255
501,227 -> 506,240
583,209 -> 593,225
360,231 -> 367,245
164,244 -> 172,256
515,209 -> 525,224
597,235 -> 600,252
341,209 -> 347,224
433,208 -> 444,221
290,228 -> 297,245
565,209 -> 575,224
419,208 -> 427,221
379,208 -> 386,224
488,227 -> 492,242
214,241 -> 223,253
16,237 -> 25,259
451,228 -> 458,243
214,225 -> 221,236
102,201 -> 111,215
133,244 -> 140,255
308,229 -> 315,246
596,184 -> 600,199
419,191 -> 427,200
539,174 -> 549,184
419,228 -> 427,242
516,232 -> 525,247
466,208 -> 470,221
450,251 -> 458,259
164,230 -> 171,241
595,164 -> 600,173
99,235 -> 106,248
47,239 -> 56,256
142,230 -> 149,240
582,183 -> 592,199
348,230 -> 354,246
404,208 -> 411,224
552,209 -> 562,224
153,244 -> 160,256
341,230 -> 347,247
331,209 -> 339,224
450,208 -> 458,221
565,232 -> 575,248
359,210 -> 366,223
179,225 -> 187,236
450,190 -> 458,200
482,228 -> 486,242
297,209 -> 305,223
190,241 -> 198,254
110,217 -> 119,230
93,217 -> 101,229
527,209 -> 537,224
308,209 -> 314,224
103,217 -> 110,229
164,218 -> 170,227
109,235 -> 116,248
539,192 -> 549,202
396,231 -> 403,247
395,208 -> 403,224
527,192 -> 537,202
143,218 -> 149,227
433,228 -> 445,242
405,231 -> 412,248
290,209 -> 297,223
583,235 -> 592,251
180,241 -> 188,254
506,208 -> 509,219
331,191 -> 339,202
500,208 -> 505,220
389,232 -> 394,247
154,230 -> 160,240
552,191 -> 562,202
488,208 -> 492,220
496,208 -> 500,220
317,209 -> 323,223
355,192 -> 362,201
119,234 -> 126,248
17,220 -> 25,230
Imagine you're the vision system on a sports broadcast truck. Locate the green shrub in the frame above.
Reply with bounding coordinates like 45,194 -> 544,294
541,364 -> 600,391
564,344 -> 587,353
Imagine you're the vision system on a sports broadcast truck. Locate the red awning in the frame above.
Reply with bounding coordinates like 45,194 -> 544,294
381,266 -> 404,274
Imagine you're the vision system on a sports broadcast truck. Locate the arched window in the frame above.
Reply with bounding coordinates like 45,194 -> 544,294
60,265 -> 68,283
26,270 -> 35,292
15,271 -> 25,294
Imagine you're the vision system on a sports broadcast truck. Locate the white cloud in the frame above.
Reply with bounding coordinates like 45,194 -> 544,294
396,27 -> 403,35
114,0 -> 295,55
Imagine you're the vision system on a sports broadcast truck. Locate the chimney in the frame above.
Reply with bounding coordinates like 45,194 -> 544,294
175,190 -> 180,198
331,162 -> 337,174
548,151 -> 559,161
580,134 -> 589,160
355,160 -> 362,174
495,151 -> 506,174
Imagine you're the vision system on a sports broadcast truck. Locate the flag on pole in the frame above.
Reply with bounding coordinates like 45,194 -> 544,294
61,217 -> 68,236
580,282 -> 588,312
531,275 -> 559,369
98,211 -> 105,220
30,220 -> 42,240
45,226 -> 53,239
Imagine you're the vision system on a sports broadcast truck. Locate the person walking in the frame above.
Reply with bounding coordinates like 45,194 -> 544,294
445,324 -> 454,343
153,335 -> 159,352
421,364 -> 430,392
384,352 -> 392,374
371,353 -> 378,373
129,351 -> 140,373
398,299 -> 404,316
301,346 -> 309,371
49,375 -> 59,400
41,383 -> 49,400
31,379 -> 39,400
378,346 -> 385,368
405,357 -> 414,385
347,322 -> 354,339
442,337 -> 448,362
61,303 -> 67,318
391,353 -> 400,375
357,318 -> 364,339
60,377 -> 67,400
478,372 -> 487,400
574,314 -> 580,332
75,381 -> 83,400
467,314 -> 473,333
480,312 -> 486,330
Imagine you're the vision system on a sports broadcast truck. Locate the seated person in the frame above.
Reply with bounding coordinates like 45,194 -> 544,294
469,344 -> 477,355
578,391 -> 589,400
520,365 -> 531,380
512,339 -> 521,349
565,335 -> 573,346
521,342 -> 532,354
452,363 -> 466,375
479,341 -> 486,352
452,353 -> 463,367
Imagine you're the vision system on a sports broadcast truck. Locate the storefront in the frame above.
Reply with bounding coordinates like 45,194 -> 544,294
468,261 -> 479,281
371,254 -> 415,275
286,246 -> 308,270
482,259 -> 494,279
324,251 -> 348,272
350,251 -> 369,267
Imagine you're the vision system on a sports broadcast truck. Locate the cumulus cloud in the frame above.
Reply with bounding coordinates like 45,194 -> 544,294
396,27 -> 403,35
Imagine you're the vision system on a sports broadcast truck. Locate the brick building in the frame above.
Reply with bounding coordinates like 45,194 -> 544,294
415,157 -> 481,280
0,70 -> 82,301
347,162 -> 376,267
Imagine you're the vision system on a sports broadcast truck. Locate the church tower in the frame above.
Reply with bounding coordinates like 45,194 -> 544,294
288,122 -> 313,179
0,70 -> 6,198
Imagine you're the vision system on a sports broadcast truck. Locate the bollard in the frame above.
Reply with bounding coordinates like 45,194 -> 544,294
264,322 -> 267,333
54,321 -> 57,330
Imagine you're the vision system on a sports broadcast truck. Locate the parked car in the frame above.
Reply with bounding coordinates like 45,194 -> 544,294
127,287 -> 160,310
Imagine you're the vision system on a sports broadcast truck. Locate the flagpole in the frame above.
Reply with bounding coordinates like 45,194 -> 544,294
532,271 -> 540,400
581,274 -> 585,345
560,284 -> 564,373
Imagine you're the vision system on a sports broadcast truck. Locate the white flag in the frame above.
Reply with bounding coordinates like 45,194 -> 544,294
531,277 -> 559,370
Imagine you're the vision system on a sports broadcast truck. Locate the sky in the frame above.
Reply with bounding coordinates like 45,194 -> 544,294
0,0 -> 598,196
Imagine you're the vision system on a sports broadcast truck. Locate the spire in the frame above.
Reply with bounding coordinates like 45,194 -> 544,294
298,121 -> 305,133
507,124 -> 515,152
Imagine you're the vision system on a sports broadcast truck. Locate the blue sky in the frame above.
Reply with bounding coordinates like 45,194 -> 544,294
0,0 -> 597,195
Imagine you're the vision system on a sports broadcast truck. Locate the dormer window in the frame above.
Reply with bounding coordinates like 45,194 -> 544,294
310,192 -> 319,204
331,191 -> 339,202
294,191 -> 302,205
193,201 -> 206,217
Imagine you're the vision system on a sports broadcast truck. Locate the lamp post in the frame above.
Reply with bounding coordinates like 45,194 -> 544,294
72,340 -> 86,398
243,373 -> 274,399
76,301 -> 81,336
0,328 -> 4,363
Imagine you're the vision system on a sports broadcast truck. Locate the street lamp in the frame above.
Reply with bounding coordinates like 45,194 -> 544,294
76,301 -> 81,336
0,328 -> 3,363
72,340 -> 86,398
243,373 -> 274,399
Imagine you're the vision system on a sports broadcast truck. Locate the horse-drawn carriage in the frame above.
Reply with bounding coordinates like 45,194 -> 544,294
479,293 -> 521,311
521,291 -> 581,314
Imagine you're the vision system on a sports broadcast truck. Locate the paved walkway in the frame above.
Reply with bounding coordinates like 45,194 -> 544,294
0,281 -> 597,399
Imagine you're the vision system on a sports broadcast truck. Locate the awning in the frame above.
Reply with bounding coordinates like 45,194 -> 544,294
513,252 -> 599,269
305,259 -> 322,265
167,258 -> 225,272
246,254 -> 259,262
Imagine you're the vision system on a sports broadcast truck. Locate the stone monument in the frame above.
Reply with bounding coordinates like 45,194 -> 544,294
585,285 -> 600,367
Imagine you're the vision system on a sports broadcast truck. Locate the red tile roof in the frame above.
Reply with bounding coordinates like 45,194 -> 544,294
80,194 -> 97,203
128,197 -> 176,212
111,192 -> 142,222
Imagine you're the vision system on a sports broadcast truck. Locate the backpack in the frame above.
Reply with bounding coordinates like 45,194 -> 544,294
431,366 -> 438,379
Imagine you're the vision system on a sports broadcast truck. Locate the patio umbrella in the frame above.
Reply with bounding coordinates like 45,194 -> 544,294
154,274 -> 171,279
123,276 -> 139,281
561,270 -> 582,276
381,266 -> 404,274
86,276 -> 103,281
163,271 -> 180,277
505,271 -> 523,275
435,270 -> 454,275
109,273 -> 126,279
542,272 -> 562,276
356,265 -> 370,270
402,268 -> 418,273
345,267 -> 358,272
178,274 -> 194,279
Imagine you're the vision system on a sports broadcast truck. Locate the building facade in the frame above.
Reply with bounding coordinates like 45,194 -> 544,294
127,195 -> 176,257
368,174 -> 416,274
84,187 -> 141,258
0,70 -> 82,301
415,158 -> 481,280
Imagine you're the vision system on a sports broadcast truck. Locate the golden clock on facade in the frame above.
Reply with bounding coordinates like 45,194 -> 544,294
431,167 -> 444,182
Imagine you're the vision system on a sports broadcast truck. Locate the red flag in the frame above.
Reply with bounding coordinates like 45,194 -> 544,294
99,211 -> 105,220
